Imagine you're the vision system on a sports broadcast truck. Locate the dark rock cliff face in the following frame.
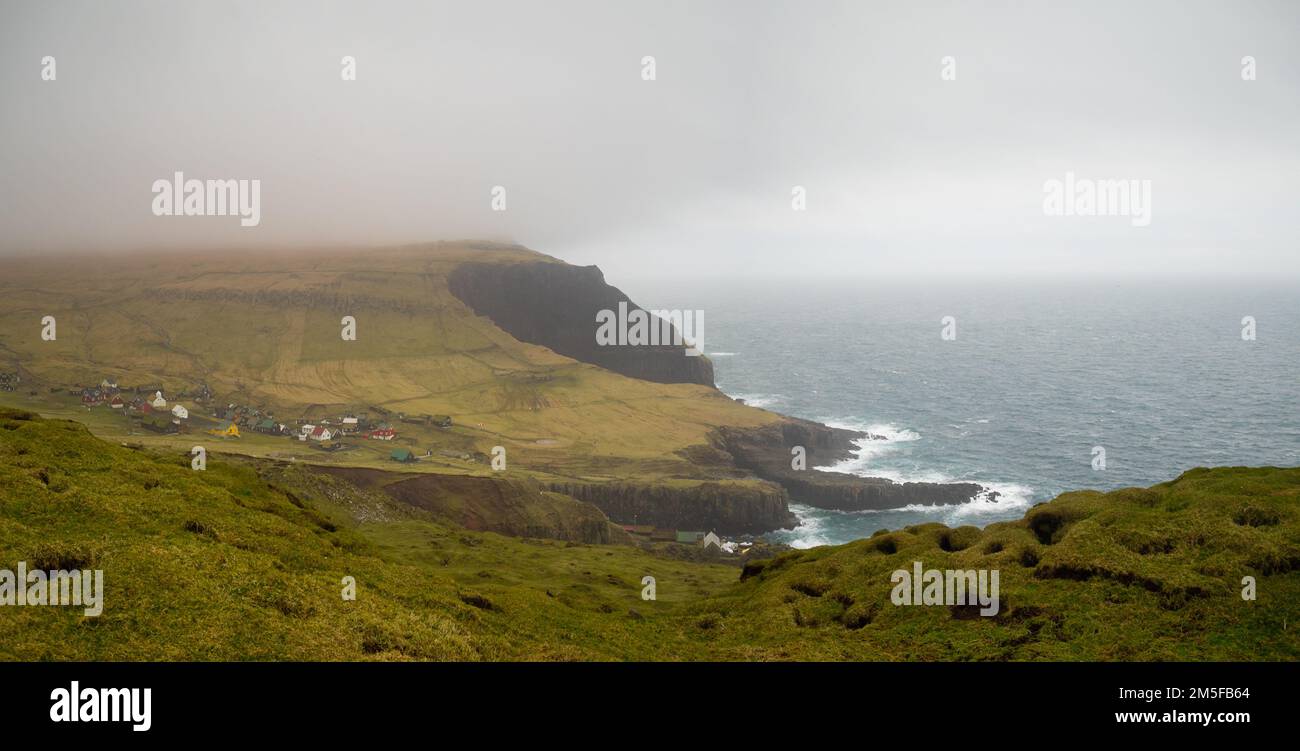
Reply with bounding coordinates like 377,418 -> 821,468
448,261 -> 715,387
715,420 -> 986,512
549,480 -> 795,535
314,467 -> 622,544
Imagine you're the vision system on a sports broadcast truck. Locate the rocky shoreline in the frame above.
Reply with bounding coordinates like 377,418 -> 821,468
713,417 -> 987,514
540,413 -> 993,536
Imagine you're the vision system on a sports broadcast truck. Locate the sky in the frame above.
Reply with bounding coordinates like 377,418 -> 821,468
2,0 -> 1298,280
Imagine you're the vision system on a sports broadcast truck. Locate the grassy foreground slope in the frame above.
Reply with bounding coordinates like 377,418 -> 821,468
0,408 -> 742,660
2,408 -> 1297,660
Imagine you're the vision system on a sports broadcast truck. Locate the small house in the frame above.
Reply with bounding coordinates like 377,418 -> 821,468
389,448 -> 416,463
171,404 -> 189,420
150,391 -> 167,409
309,426 -> 334,442
702,531 -> 722,550
109,396 -> 125,409
367,428 -> 396,441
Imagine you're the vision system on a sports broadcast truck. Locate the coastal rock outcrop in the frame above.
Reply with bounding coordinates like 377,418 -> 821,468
715,419 -> 986,512
448,261 -> 715,387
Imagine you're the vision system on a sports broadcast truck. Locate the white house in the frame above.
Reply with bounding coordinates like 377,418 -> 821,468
150,391 -> 167,409
309,426 -> 334,441
171,404 -> 189,420
341,416 -> 359,426
702,531 -> 721,550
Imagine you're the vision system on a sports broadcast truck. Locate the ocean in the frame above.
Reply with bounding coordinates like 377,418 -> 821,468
632,277 -> 1300,547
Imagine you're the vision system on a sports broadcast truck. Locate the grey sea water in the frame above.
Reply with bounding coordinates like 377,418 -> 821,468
633,278 -> 1300,547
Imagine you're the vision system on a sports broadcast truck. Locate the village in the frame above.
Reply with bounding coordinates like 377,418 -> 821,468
63,377 -> 458,466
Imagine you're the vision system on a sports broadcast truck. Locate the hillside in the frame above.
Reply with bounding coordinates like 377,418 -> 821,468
0,242 -> 769,473
0,242 -> 987,534
2,408 -> 1296,660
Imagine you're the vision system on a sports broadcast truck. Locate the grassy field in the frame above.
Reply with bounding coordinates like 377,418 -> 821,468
2,407 -> 1296,661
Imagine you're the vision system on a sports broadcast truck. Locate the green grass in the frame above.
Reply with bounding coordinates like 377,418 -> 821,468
2,407 -> 1297,660
0,408 -> 737,660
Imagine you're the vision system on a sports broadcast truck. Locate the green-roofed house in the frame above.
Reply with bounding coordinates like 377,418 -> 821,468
389,448 -> 416,463
676,531 -> 704,544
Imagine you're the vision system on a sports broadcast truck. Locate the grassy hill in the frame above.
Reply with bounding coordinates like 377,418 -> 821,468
2,408 -> 1296,660
0,242 -> 776,489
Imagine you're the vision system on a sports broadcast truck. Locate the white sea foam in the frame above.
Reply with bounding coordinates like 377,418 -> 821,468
870,481 -> 1035,521
778,481 -> 1035,548
813,421 -> 922,473
781,504 -> 835,549
709,352 -> 737,357
726,392 -> 782,409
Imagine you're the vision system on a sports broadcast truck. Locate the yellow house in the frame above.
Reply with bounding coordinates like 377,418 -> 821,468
207,420 -> 240,438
